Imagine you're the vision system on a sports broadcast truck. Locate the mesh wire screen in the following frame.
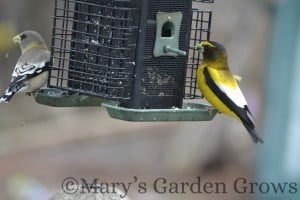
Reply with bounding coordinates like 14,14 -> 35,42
185,9 -> 212,99
49,0 -> 139,99
141,0 -> 191,98
49,0 -> 212,105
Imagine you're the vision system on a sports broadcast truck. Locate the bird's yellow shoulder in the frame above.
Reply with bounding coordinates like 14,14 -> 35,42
197,63 -> 238,89
196,63 -> 240,119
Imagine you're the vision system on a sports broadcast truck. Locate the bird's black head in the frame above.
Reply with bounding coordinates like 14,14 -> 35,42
195,41 -> 227,62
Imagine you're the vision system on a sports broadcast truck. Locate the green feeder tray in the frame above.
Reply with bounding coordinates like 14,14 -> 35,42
33,89 -> 217,122
102,101 -> 217,122
33,88 -> 107,107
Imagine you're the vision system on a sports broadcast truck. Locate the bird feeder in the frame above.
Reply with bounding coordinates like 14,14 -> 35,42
35,0 -> 217,121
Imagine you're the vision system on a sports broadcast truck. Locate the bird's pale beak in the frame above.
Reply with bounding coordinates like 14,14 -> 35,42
13,34 -> 21,44
194,42 -> 204,52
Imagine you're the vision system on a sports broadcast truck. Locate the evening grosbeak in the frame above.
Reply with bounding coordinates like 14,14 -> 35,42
0,31 -> 50,103
195,41 -> 263,143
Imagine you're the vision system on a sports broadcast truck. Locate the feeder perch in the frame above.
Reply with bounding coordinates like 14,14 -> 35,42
153,12 -> 185,57
34,0 -> 215,121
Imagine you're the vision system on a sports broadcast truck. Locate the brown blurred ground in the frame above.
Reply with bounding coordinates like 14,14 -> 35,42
0,0 -> 273,199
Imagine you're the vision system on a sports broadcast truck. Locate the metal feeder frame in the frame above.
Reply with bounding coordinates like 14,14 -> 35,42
35,0 -> 217,121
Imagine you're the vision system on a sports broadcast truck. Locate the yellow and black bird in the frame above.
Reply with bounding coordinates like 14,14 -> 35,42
195,41 -> 263,143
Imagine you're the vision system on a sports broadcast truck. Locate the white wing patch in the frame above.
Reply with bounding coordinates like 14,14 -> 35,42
12,61 -> 47,78
233,74 -> 242,82
217,83 -> 248,108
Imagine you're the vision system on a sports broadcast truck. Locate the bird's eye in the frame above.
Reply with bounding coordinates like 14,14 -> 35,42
20,34 -> 26,40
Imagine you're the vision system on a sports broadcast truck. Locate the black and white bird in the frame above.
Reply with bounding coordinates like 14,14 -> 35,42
0,30 -> 50,103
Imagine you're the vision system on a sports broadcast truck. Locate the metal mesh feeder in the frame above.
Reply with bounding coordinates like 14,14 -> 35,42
34,0 -> 217,121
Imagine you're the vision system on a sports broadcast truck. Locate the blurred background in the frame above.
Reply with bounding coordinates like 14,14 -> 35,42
0,0 -> 299,199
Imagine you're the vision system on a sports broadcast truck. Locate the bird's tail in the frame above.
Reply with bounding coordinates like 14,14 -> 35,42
241,119 -> 264,143
0,89 -> 16,103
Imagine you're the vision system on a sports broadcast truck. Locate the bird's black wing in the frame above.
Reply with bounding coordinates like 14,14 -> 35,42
203,66 -> 263,143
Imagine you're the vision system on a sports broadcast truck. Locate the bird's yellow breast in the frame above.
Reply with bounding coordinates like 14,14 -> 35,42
197,64 -> 239,119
